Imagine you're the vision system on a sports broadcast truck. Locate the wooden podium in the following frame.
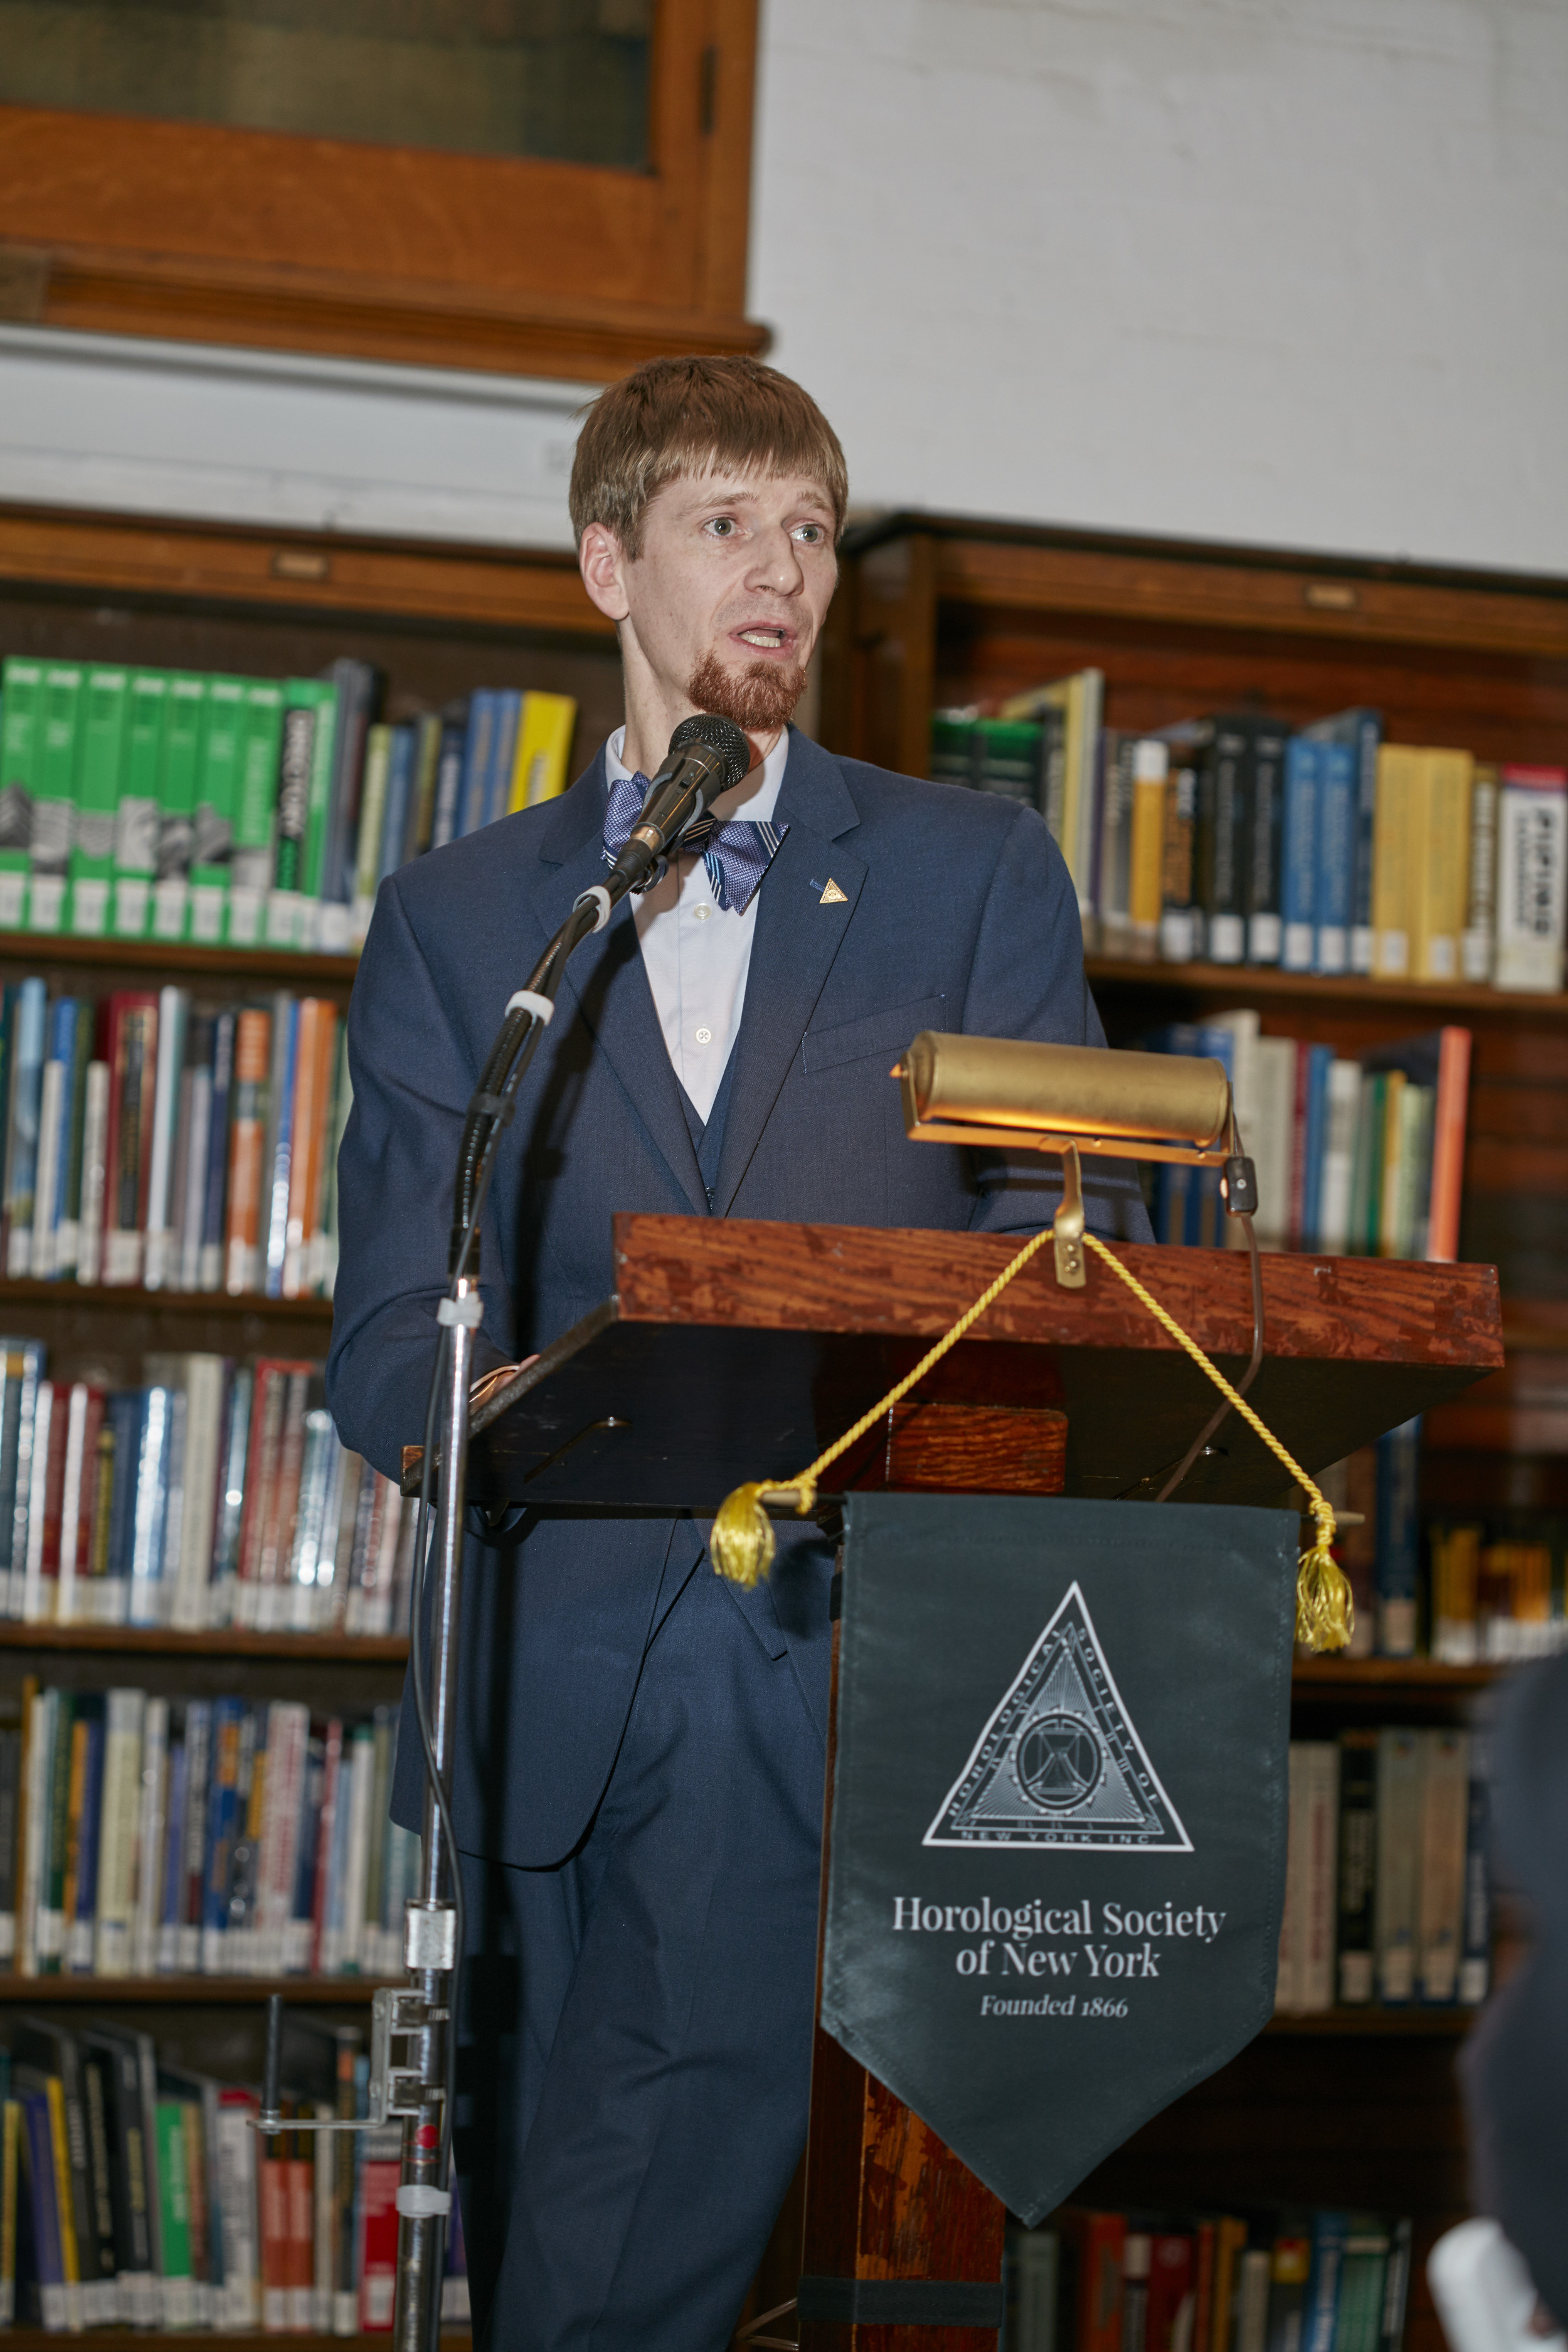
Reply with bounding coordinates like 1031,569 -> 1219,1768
442,1215 -> 1504,2351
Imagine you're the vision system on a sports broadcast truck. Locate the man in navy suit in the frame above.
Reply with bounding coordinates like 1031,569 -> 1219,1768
327,356 -> 1149,2352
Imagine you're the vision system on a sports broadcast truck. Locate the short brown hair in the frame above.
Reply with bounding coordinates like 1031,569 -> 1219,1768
569,354 -> 849,558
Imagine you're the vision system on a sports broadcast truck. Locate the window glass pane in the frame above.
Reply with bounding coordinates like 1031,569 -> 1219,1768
0,0 -> 652,169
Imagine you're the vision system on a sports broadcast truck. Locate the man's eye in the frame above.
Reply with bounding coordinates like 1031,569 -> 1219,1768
796,524 -> 824,543
707,517 -> 738,536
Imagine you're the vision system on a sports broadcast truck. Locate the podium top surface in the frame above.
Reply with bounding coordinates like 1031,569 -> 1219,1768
453,1216 -> 1503,1513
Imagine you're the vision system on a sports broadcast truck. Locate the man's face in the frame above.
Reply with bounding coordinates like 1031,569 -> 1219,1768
581,468 -> 839,741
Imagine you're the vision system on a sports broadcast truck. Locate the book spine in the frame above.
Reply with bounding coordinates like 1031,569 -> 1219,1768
0,657 -> 43,926
1461,763 -> 1498,983
75,1061 -> 109,1287
140,985 -> 189,1291
152,674 -> 204,944
1417,1727 -> 1468,2002
1279,736 -> 1318,973
1158,753 -> 1198,963
1374,1729 -> 1423,2003
29,664 -> 85,936
1374,1416 -> 1421,1657
189,678 -> 244,946
1313,739 -> 1355,975
227,682 -> 283,947
112,670 -> 167,940
1348,711 -> 1382,975
224,1009 -> 273,1296
1458,1725 -> 1491,2005
68,667 -> 130,938
1494,765 -> 1568,991
352,726 -> 393,944
1335,1729 -> 1379,2005
1300,1741 -> 1340,2014
1371,745 -> 1416,979
1245,721 -> 1287,965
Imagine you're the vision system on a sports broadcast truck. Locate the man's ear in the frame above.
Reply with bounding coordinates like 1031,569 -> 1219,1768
579,522 -> 632,624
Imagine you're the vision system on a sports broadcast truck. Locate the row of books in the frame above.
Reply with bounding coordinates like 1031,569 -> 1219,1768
1007,2206 -> 1411,2352
1321,1428 -> 1568,1663
0,982 -> 350,1298
1145,1015 -> 1469,1260
0,2016 -> 467,2331
0,1348 -> 418,1634
0,1688 -> 417,1981
0,654 -> 577,954
1275,1725 -> 1490,2016
933,677 -> 1568,991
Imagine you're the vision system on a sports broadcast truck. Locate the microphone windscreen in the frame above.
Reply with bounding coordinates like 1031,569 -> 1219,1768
668,712 -> 750,790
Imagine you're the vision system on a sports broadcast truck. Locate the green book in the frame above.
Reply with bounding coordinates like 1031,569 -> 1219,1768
0,658 -> 41,930
112,670 -> 168,941
152,674 -> 204,943
267,679 -> 339,951
189,678 -> 245,945
151,2102 -> 194,2326
28,664 -> 83,935
228,679 -> 283,947
68,667 -> 131,938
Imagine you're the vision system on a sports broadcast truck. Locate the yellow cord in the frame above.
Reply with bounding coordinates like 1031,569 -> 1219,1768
709,1214 -> 1352,1653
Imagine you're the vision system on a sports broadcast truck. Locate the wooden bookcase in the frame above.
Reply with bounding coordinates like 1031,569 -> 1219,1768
817,509 -> 1568,2352
4,495 -> 1556,2345
0,497 -> 625,2343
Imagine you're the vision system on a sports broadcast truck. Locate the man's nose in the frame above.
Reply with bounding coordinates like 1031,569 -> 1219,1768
746,527 -> 804,592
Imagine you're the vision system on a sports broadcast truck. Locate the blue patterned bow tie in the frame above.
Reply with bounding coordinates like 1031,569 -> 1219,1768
603,772 -> 788,914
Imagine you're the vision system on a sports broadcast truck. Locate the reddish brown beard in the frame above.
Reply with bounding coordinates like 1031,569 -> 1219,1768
686,649 -> 807,736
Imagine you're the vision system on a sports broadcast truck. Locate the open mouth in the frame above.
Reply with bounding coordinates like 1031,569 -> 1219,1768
731,625 -> 794,657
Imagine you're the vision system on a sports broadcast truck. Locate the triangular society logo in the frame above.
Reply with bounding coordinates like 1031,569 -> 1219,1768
924,1582 -> 1193,1851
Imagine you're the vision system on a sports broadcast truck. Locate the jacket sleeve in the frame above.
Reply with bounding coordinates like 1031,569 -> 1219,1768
326,873 -> 516,1481
960,802 -> 1154,1243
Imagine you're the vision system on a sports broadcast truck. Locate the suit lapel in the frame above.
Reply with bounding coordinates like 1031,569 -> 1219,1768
712,733 -> 867,1216
531,755 -> 707,1216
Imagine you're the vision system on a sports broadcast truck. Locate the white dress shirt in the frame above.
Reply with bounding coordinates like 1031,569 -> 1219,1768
605,725 -> 789,1122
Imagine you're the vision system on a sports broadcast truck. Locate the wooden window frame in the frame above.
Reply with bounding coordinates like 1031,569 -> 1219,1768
0,0 -> 763,381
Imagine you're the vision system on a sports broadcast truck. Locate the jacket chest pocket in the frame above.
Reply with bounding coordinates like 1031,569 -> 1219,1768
799,993 -> 948,1076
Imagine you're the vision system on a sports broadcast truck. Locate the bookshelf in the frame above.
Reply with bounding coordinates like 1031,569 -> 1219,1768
819,509 -> 1568,2352
0,495 -> 613,2339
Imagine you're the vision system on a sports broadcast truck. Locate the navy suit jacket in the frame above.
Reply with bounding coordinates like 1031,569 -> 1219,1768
326,728 -> 1151,1868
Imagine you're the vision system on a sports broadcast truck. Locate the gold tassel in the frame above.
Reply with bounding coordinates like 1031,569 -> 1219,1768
709,1483 -> 780,1589
1295,1500 -> 1355,1653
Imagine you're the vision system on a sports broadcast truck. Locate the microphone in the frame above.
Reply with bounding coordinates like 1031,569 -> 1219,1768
606,712 -> 750,896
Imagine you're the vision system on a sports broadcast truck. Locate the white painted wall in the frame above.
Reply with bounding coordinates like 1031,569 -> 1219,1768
751,0 -> 1568,575
2,0 -> 1564,573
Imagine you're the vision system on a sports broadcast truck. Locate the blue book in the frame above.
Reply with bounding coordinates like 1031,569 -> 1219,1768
128,1382 -> 174,1627
18,2087 -> 66,2326
1279,736 -> 1319,973
455,692 -> 497,839
1314,738 -> 1356,975
201,1697 -> 250,1966
484,689 -> 523,827
4,975 -> 47,1273
376,724 -> 416,886
1306,707 -> 1382,974
67,1699 -> 105,1973
263,999 -> 300,1298
159,1732 -> 188,1968
1374,1414 -> 1422,1656
1301,2211 -> 1349,2352
201,1009 -> 236,1289
429,712 -> 467,851
1299,1044 -> 1335,1249
102,1391 -> 146,1616
1459,1722 -> 1492,2005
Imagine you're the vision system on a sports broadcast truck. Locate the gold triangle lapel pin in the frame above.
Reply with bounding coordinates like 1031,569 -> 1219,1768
819,878 -> 848,904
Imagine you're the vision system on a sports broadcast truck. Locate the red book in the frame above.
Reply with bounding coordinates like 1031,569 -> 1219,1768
356,2129 -> 403,2333
1146,2233 -> 1195,2352
258,2131 -> 291,2334
285,2141 -> 314,2332
1428,1025 -> 1472,1263
99,992 -> 159,1287
34,1382 -> 70,1613
1062,2209 -> 1128,2352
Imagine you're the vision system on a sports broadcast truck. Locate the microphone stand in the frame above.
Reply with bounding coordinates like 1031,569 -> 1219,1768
391,729 -> 741,2351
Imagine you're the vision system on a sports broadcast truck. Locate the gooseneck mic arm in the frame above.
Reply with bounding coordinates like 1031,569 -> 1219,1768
391,709 -> 749,2352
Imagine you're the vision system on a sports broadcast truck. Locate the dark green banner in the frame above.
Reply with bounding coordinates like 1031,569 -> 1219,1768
821,1493 -> 1297,2223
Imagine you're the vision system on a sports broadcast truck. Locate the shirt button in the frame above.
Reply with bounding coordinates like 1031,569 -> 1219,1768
694,904 -> 712,921
695,1027 -> 712,1046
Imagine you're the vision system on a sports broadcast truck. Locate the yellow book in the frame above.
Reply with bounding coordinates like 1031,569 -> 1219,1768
44,2075 -> 80,2303
1411,748 -> 1473,983
507,692 -> 578,812
1378,1069 -> 1407,1251
0,2099 -> 17,2324
999,668 -> 1103,912
1127,738 -> 1167,956
1371,745 -> 1418,977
